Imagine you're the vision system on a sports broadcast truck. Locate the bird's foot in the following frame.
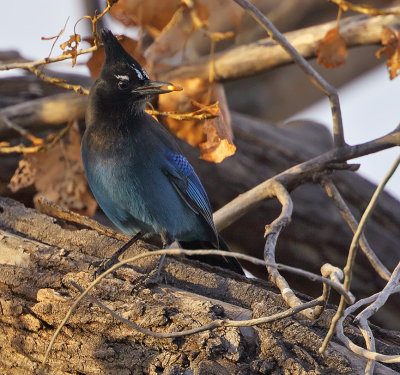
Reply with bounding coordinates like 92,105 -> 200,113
92,254 -> 122,279
92,232 -> 143,279
144,266 -> 167,286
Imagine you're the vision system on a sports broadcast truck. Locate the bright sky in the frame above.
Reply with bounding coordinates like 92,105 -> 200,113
1,1 -> 399,201
290,64 -> 400,200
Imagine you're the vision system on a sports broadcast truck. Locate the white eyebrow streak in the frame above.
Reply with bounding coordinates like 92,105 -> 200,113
115,74 -> 129,81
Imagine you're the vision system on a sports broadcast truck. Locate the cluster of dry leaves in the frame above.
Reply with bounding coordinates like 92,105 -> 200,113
316,5 -> 400,78
6,0 -> 400,216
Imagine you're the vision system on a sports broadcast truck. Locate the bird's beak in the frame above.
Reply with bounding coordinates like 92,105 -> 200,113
132,80 -> 183,95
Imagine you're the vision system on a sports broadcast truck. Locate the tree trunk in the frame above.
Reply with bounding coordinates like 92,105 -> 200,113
0,196 -> 399,374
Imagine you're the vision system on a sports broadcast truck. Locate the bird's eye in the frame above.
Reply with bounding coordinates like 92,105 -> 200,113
118,80 -> 129,90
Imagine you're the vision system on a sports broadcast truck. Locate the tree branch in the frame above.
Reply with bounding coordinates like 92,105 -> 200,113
322,179 -> 391,281
231,0 -> 345,146
214,128 -> 400,231
159,7 -> 400,82
321,153 -> 400,353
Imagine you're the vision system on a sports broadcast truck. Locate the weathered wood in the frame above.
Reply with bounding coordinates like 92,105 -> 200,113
1,197 -> 399,374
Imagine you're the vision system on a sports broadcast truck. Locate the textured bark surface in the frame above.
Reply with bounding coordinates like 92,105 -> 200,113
1,197 -> 400,375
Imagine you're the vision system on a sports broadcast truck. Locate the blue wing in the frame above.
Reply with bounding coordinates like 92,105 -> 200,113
163,151 -> 217,240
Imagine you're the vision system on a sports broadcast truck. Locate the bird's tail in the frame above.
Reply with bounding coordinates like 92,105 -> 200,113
178,234 -> 244,275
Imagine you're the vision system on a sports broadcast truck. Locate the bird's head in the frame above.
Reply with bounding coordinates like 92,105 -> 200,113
91,29 -> 181,111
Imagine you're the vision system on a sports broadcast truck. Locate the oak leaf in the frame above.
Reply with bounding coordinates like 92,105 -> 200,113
110,0 -> 180,30
376,27 -> 400,80
158,78 -> 235,163
316,27 -> 348,69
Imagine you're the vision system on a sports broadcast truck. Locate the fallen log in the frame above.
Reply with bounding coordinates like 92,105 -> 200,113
0,196 -> 399,374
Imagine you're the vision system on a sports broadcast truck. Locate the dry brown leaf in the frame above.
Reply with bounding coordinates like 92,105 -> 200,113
316,26 -> 348,69
8,124 -> 97,216
8,159 -> 37,193
110,0 -> 180,30
376,27 -> 400,80
87,35 -> 144,79
144,6 -> 196,66
158,78 -> 235,163
60,34 -> 81,67
113,0 -> 242,68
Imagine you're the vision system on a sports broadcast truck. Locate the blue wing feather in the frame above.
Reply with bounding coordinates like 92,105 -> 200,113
164,151 -> 217,240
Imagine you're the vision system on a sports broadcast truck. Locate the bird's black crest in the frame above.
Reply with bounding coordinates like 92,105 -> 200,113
100,28 -> 149,81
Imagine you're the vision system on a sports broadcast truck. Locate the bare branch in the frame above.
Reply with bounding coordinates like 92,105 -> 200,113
358,319 -> 377,374
0,121 -> 73,154
214,128 -> 400,231
26,67 -> 89,95
231,0 -> 344,146
321,153 -> 400,353
322,179 -> 391,281
355,260 -> 400,324
336,286 -> 400,363
0,45 -> 98,71
0,115 -> 43,144
261,182 -> 311,317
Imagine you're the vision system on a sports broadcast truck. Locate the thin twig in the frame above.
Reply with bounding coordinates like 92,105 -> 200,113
320,153 -> 400,353
232,0 -> 345,146
0,121 -> 73,154
322,179 -> 391,281
214,127 -> 400,231
355,260 -> 400,324
314,264 -> 346,319
354,260 -> 400,372
42,247 -> 354,366
145,109 -> 217,121
358,319 -> 376,374
0,45 -> 98,71
26,67 -> 89,95
0,1 -> 116,72
336,287 -> 400,363
0,115 -> 43,144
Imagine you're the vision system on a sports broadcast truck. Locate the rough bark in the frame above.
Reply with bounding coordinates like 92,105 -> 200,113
1,197 -> 399,374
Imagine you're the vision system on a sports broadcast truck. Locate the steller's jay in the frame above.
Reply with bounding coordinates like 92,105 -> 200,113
81,29 -> 243,275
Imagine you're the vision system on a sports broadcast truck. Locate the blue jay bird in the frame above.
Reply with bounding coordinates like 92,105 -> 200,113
81,29 -> 243,275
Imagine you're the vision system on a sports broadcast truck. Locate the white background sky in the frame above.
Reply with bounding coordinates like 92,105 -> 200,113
1,1 -> 399,200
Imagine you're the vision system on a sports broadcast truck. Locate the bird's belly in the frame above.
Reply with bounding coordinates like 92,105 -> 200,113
85,156 -> 201,239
